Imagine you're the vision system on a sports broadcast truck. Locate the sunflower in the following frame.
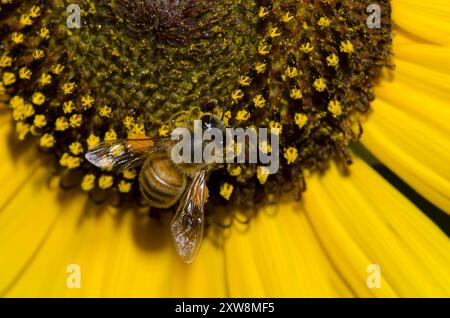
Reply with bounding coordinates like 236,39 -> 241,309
0,0 -> 449,297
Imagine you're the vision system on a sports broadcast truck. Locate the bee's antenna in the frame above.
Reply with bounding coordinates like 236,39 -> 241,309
220,103 -> 229,122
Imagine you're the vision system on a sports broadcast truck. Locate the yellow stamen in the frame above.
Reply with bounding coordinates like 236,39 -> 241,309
19,67 -> 32,80
118,180 -> 132,193
328,100 -> 343,117
253,94 -> 266,108
81,174 -> 96,191
123,169 -> 137,180
55,117 -> 69,131
98,175 -> 114,190
39,133 -> 55,148
69,141 -> 84,155
294,113 -> 308,129
284,147 -> 298,164
326,54 -> 339,67
220,183 -> 234,200
236,109 -> 250,121
33,114 -> 47,128
257,166 -> 270,185
32,92 -> 46,105
87,134 -> 100,148
313,78 -> 327,92
3,72 -> 16,86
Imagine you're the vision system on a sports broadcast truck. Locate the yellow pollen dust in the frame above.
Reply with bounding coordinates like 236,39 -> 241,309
32,49 -> 45,60
129,123 -> 146,136
258,41 -> 271,55
326,54 -> 339,67
87,134 -> 100,148
258,7 -> 269,18
123,116 -> 136,129
253,94 -> 266,108
39,27 -> 50,40
81,94 -> 95,110
159,125 -> 170,137
11,32 -> 24,44
340,40 -> 354,54
70,114 -> 83,128
290,88 -> 303,100
16,122 -> 30,141
33,114 -> 47,128
294,113 -> 308,129
18,15 -> 32,27
105,129 -> 118,141
63,101 -> 75,114
269,121 -> 282,134
123,169 -> 137,180
39,133 -> 55,148
281,12 -> 294,23
0,54 -> 12,68
231,89 -> 244,103
55,117 -> 69,131
52,64 -> 65,75
98,175 -> 114,190
29,6 -> 41,18
239,76 -> 252,86
220,183 -> 234,200
19,67 -> 32,80
328,100 -> 343,117
81,174 -> 96,192
62,82 -> 76,95
268,27 -> 281,38
32,92 -> 46,105
285,66 -> 299,78
227,165 -> 242,177
60,153 -> 81,170
257,166 -> 270,185
39,74 -> 52,86
259,140 -> 271,154
318,17 -> 331,28
69,142 -> 84,155
236,109 -> 250,122
255,62 -> 267,74
118,180 -> 132,193
300,42 -> 313,53
313,78 -> 327,92
99,105 -> 112,118
3,72 -> 16,86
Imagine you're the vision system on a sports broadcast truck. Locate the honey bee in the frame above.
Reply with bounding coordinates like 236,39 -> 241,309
85,113 -> 224,263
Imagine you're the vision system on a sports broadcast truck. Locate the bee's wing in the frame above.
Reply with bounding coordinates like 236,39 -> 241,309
85,138 -> 172,171
170,169 -> 207,263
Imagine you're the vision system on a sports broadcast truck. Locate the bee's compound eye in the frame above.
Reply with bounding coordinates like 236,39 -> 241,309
200,114 -> 223,131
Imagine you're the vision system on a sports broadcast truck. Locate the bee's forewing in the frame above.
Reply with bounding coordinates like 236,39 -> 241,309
85,138 -> 171,171
170,170 -> 207,263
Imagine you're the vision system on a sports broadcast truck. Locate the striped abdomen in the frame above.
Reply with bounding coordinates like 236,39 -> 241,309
139,158 -> 187,208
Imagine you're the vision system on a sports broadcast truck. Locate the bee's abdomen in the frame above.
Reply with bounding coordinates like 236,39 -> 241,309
139,158 -> 187,209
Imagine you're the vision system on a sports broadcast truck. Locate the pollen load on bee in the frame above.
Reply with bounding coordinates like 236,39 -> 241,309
171,120 -> 280,174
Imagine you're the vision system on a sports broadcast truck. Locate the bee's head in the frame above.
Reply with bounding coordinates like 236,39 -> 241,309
200,113 -> 224,132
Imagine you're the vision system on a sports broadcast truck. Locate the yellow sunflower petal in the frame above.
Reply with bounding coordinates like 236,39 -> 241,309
224,203 -> 354,297
0,136 -> 226,297
362,98 -> 450,213
304,158 -> 450,297
393,42 -> 450,75
0,121 -> 42,211
374,80 -> 450,135
389,58 -> 450,103
1,192 -> 226,297
393,0 -> 450,45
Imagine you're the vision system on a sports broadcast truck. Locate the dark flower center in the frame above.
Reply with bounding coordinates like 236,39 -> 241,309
0,0 -> 392,224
